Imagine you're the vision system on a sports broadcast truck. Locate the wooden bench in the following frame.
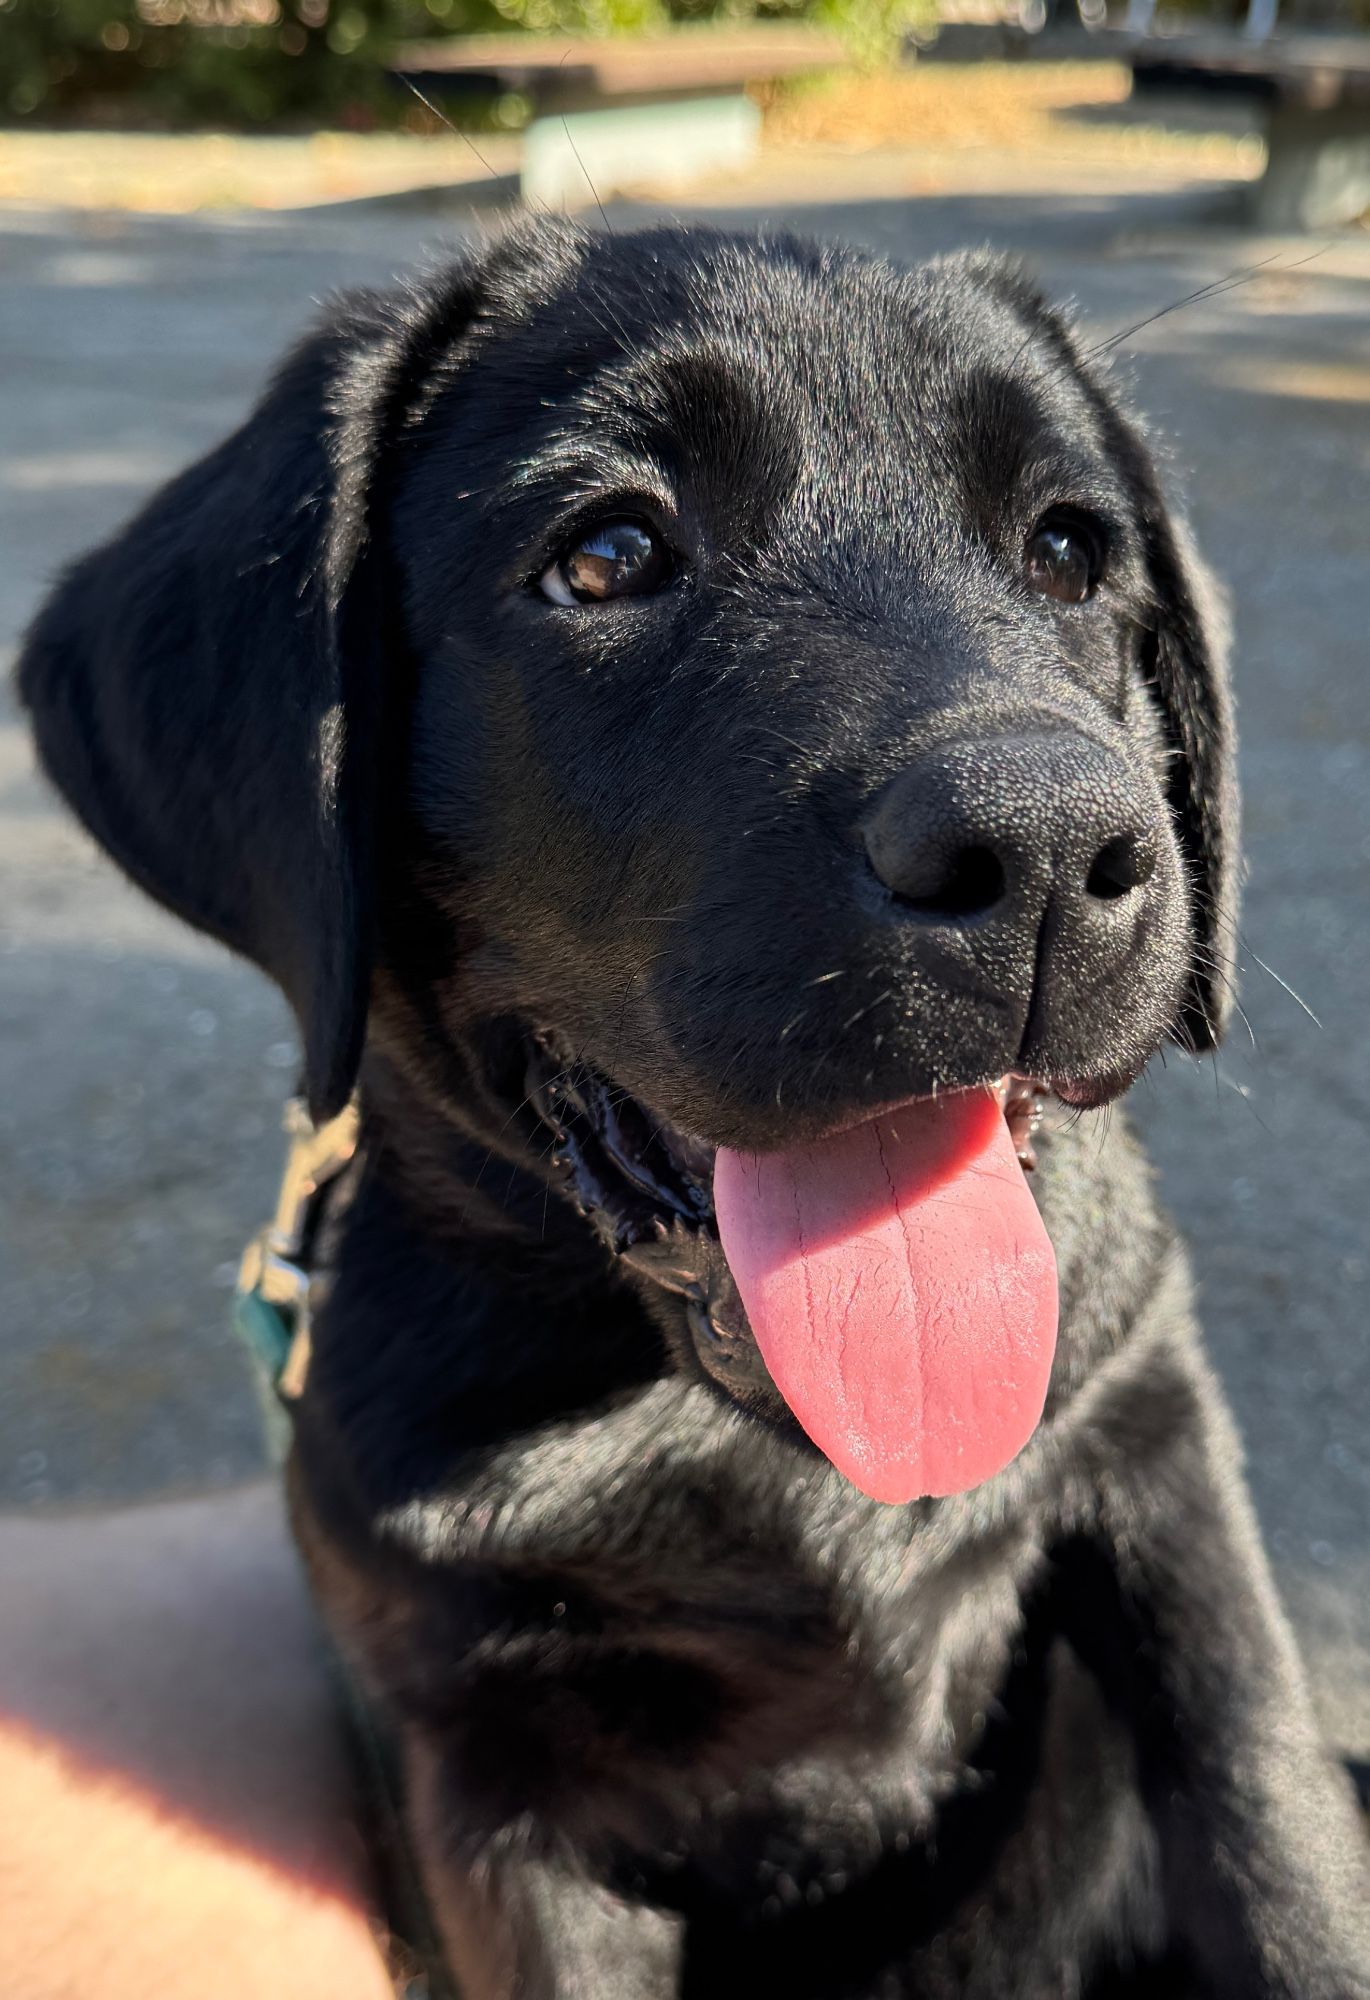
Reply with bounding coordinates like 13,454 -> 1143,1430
391,27 -> 846,209
1132,35 -> 1370,229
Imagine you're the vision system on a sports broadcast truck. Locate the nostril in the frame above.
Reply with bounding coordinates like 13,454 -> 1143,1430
899,844 -> 1008,919
1086,832 -> 1156,902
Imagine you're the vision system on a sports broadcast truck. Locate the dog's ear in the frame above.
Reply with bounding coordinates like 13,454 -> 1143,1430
951,254 -> 1239,1050
1107,449 -> 1239,1052
17,272 -> 481,1118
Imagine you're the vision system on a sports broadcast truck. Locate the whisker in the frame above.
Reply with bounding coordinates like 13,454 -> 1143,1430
1086,243 -> 1331,359
1243,949 -> 1322,1029
1188,891 -> 1325,1032
397,74 -> 504,185
560,114 -> 612,234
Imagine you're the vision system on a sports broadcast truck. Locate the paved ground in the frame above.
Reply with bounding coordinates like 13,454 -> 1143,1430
2,144 -> 1368,1751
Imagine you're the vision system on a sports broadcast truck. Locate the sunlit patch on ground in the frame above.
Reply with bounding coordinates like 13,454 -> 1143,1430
1220,358 -> 1370,404
0,64 -> 1264,214
0,128 -> 519,212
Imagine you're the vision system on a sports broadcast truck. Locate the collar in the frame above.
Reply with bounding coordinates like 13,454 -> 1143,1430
233,1095 -> 360,1404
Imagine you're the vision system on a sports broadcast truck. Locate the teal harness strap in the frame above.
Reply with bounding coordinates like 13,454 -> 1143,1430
232,1095 -> 361,1413
231,1282 -> 299,1465
233,1284 -> 295,1389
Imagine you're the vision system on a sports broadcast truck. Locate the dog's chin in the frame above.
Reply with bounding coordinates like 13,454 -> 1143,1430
523,1027 -> 1142,1427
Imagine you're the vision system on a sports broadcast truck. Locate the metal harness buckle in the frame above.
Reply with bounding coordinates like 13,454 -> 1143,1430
234,1095 -> 361,1401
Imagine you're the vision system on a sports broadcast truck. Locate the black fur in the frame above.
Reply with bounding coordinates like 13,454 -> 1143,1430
19,220 -> 1367,1997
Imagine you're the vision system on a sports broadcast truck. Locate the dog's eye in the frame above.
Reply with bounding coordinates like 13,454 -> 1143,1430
539,519 -> 673,606
1024,512 -> 1103,604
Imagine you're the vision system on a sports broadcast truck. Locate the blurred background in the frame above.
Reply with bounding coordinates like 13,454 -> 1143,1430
1,0 -> 1367,1764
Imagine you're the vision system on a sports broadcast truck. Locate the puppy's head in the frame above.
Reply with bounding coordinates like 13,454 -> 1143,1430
20,221 -> 1237,1497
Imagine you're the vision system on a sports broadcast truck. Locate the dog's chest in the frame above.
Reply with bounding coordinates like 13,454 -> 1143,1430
340,1386 -> 1046,1863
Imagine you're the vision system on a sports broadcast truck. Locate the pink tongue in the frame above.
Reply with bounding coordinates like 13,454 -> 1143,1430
713,1091 -> 1058,1504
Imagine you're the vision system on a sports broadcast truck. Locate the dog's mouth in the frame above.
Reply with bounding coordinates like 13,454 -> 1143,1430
527,1033 -> 1061,1504
526,1035 -> 1050,1250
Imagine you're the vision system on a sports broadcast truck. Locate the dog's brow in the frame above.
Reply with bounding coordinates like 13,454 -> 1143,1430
508,443 -> 676,506
938,363 -> 1114,498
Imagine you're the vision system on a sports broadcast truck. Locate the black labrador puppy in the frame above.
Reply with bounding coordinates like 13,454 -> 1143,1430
19,220 -> 1368,1997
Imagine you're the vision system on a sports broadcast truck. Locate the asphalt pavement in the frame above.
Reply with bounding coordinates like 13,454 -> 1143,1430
2,157 -> 1367,1751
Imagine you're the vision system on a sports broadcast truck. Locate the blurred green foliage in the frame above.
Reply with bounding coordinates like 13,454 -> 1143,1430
0,0 -> 918,124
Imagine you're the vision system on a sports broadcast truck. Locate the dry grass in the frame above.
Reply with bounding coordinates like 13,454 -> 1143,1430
760,61 -> 1262,177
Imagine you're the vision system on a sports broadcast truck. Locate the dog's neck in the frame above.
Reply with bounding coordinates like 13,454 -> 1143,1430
345,1036 -> 789,1424
295,1053 -> 671,1489
353,1039 -> 617,1290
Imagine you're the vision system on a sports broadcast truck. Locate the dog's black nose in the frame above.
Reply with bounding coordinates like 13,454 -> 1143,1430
862,732 -> 1158,930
